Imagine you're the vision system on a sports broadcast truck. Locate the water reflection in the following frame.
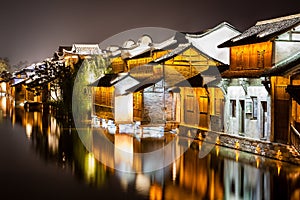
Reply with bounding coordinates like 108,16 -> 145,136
1,96 -> 300,199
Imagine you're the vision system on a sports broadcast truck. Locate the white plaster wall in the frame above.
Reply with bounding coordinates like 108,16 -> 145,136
115,94 -> 133,123
274,25 -> 300,63
225,84 -> 270,140
246,86 -> 270,140
274,41 -> 300,63
225,86 -> 244,135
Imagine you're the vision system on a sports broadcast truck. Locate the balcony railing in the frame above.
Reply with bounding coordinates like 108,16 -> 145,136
291,123 -> 300,153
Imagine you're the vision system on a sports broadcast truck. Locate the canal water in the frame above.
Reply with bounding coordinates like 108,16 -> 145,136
0,96 -> 300,200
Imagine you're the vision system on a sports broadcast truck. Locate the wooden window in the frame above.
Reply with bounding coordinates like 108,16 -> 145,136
199,96 -> 208,113
257,50 -> 265,68
230,100 -> 236,117
186,94 -> 194,112
293,100 -> 300,123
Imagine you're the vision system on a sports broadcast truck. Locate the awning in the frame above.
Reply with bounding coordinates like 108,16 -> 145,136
88,74 -> 118,87
286,85 -> 300,105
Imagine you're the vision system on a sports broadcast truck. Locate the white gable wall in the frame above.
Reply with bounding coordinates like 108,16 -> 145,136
186,24 -> 240,64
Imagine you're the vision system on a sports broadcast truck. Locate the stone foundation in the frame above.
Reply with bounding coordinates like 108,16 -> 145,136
187,129 -> 300,165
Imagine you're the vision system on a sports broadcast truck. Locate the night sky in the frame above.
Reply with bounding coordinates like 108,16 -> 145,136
0,0 -> 299,67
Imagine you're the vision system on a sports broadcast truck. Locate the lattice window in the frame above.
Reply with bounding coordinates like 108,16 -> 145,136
257,50 -> 265,68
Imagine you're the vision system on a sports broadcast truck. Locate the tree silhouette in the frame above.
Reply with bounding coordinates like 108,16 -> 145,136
0,57 -> 10,73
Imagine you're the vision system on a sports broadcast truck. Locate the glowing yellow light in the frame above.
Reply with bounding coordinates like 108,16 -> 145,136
85,153 -> 96,179
255,156 -> 260,168
1,97 -> 6,116
114,134 -> 133,172
198,133 -> 203,140
48,133 -> 59,153
172,161 -> 176,182
216,136 -> 220,145
277,162 -> 282,176
149,184 -> 162,200
25,124 -> 32,138
199,140 -> 203,151
216,145 -> 220,157
255,145 -> 261,154
0,82 -> 6,92
276,150 -> 282,160
235,150 -> 239,162
235,141 -> 240,149
135,174 -> 150,196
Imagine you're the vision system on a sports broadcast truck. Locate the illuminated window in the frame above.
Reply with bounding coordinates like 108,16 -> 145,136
230,100 -> 236,117
199,96 -> 208,113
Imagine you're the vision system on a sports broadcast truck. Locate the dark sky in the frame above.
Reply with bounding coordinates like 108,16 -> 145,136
0,0 -> 300,67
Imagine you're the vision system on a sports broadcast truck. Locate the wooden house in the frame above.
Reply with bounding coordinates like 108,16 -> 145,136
218,13 -> 300,143
10,64 -> 43,109
126,43 -> 224,131
90,35 -> 179,126
263,51 -> 300,150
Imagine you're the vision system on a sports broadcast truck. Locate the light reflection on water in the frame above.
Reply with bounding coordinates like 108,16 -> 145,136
0,96 -> 300,200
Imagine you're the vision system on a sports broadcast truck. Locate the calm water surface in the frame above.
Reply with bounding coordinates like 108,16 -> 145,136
0,96 -> 300,200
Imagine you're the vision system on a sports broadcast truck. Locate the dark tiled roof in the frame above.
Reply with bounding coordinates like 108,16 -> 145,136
58,46 -> 72,53
152,43 -> 191,63
218,14 -> 300,48
262,51 -> 300,76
